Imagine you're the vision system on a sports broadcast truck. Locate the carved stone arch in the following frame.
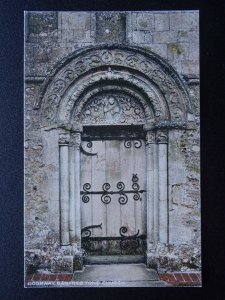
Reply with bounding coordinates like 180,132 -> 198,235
56,69 -> 170,127
37,45 -> 191,129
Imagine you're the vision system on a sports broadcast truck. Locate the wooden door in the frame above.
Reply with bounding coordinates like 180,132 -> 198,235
80,128 -> 147,256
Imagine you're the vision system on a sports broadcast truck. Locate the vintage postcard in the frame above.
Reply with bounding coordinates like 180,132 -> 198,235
24,11 -> 201,287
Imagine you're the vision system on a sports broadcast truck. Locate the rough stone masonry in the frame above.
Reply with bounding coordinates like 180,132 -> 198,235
25,11 -> 200,275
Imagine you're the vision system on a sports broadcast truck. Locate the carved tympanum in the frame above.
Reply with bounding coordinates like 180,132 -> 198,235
80,93 -> 146,125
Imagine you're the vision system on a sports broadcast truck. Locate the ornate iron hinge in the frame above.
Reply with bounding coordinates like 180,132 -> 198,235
80,141 -> 98,156
80,174 -> 146,204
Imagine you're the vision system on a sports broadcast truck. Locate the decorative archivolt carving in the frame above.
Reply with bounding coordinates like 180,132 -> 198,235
38,46 -> 190,127
57,70 -> 168,125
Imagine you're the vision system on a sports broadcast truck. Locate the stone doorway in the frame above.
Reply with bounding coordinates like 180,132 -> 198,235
33,44 -> 195,271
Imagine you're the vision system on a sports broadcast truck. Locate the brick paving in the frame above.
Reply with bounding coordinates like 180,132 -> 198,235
25,272 -> 201,287
159,272 -> 201,286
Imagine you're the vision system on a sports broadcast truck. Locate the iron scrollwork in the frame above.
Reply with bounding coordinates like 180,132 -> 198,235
80,174 -> 146,204
117,181 -> 128,205
80,141 -> 98,156
132,174 -> 141,201
81,225 -> 146,253
119,226 -> 141,251
81,223 -> 102,252
101,183 -> 111,204
81,183 -> 91,203
124,140 -> 142,149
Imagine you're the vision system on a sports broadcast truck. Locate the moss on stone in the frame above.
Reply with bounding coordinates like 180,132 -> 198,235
178,31 -> 188,37
168,43 -> 184,56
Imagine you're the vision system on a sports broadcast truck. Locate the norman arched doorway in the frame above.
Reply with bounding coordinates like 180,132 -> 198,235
37,45 -> 193,267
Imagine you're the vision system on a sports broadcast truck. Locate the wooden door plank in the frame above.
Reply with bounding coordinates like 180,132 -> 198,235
105,140 -> 121,238
80,141 -> 93,232
119,140 -> 136,237
91,140 -> 106,237
133,139 -> 147,235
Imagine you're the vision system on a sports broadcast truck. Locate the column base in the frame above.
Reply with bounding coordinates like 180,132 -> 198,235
73,252 -> 84,271
51,255 -> 74,273
146,251 -> 178,272
51,244 -> 84,273
146,243 -> 201,273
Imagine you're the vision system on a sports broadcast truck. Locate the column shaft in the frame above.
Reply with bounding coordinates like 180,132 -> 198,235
59,145 -> 70,245
146,143 -> 154,243
158,143 -> 168,243
75,146 -> 81,241
153,143 -> 159,242
69,146 -> 76,243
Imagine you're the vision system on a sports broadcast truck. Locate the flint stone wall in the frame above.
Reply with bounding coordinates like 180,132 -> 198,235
25,11 -> 200,273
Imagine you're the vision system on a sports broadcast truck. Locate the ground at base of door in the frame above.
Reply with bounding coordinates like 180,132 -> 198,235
25,265 -> 201,287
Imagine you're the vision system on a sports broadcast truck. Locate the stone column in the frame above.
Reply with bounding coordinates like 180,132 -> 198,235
59,131 -> 70,246
157,130 -> 168,243
69,135 -> 76,244
145,130 -> 158,247
69,132 -> 82,243
72,132 -> 82,242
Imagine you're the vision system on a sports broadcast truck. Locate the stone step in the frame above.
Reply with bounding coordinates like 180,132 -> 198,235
73,263 -> 170,287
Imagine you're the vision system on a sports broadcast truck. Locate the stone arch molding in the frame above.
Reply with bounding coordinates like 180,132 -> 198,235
36,45 -> 192,129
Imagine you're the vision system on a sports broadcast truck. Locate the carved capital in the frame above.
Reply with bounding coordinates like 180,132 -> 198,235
156,130 -> 168,144
70,132 -> 81,150
145,131 -> 156,145
143,122 -> 155,132
71,123 -> 83,133
58,131 -> 70,145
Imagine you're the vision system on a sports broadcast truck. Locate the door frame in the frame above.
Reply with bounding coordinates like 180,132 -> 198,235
58,124 -> 169,256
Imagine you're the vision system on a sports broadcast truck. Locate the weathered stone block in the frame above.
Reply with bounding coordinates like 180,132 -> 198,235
132,12 -> 154,31
181,60 -> 199,76
28,12 -> 58,36
60,12 -> 91,30
145,44 -> 168,59
177,30 -> 199,43
153,31 -> 177,44
61,29 -> 74,43
154,13 -> 170,31
132,31 -> 153,44
33,45 -> 51,63
189,43 -> 199,61
169,61 -> 182,75
73,30 -> 93,43
169,11 -> 199,31
167,43 -> 189,61
96,12 -> 126,44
